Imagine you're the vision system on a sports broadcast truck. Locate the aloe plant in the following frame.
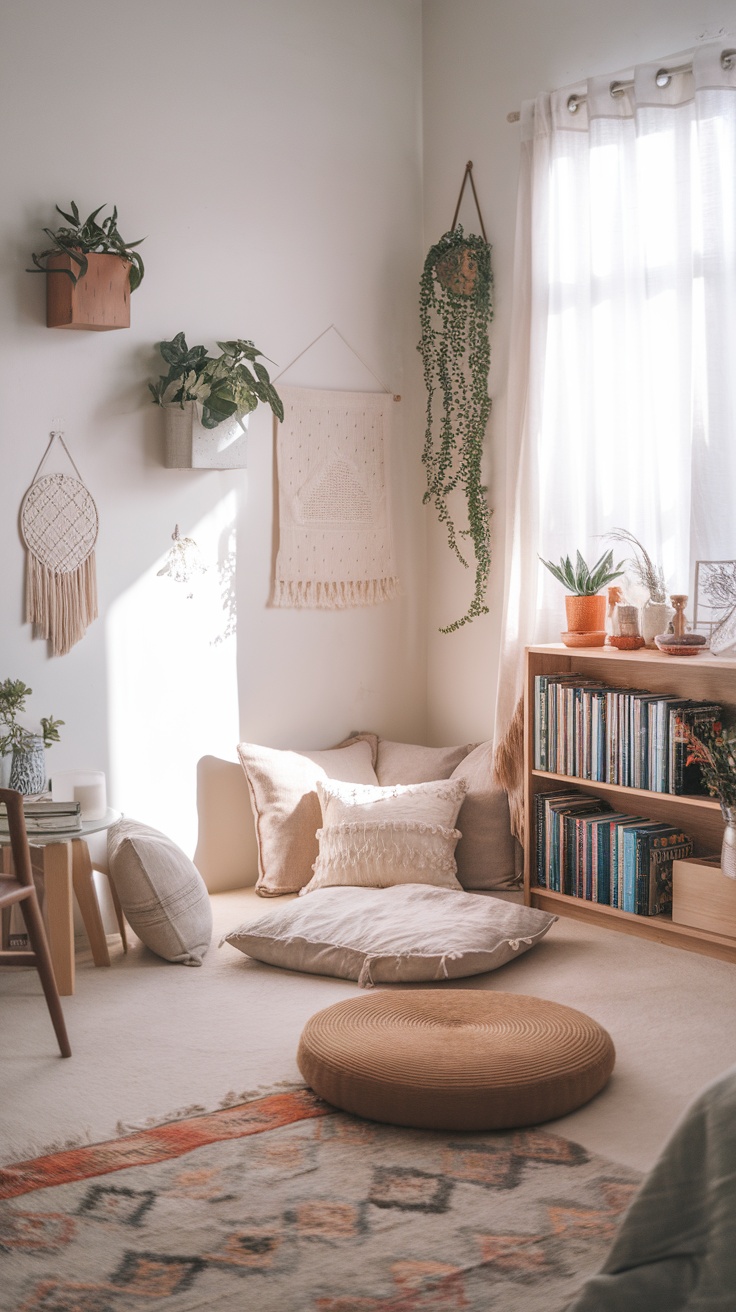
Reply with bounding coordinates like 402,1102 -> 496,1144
27,202 -> 145,291
540,549 -> 624,595
149,333 -> 284,430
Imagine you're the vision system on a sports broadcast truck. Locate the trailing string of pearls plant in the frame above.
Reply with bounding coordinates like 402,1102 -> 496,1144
418,218 -> 493,633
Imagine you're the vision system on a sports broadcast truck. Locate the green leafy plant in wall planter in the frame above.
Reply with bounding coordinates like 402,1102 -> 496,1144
27,202 -> 145,330
418,224 -> 494,633
0,678 -> 64,795
150,334 -> 285,470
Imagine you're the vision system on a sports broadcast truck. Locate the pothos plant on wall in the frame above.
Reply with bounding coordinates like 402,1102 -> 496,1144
418,208 -> 493,633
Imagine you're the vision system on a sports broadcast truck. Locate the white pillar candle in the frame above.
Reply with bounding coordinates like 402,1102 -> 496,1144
72,776 -> 107,821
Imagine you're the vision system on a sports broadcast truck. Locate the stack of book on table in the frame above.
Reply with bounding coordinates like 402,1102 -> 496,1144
535,789 -> 693,916
0,798 -> 82,838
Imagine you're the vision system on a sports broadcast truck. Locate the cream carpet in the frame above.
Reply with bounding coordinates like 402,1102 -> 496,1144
2,888 -> 736,1173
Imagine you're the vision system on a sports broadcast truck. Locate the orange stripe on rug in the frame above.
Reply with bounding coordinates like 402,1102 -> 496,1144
0,1088 -> 331,1200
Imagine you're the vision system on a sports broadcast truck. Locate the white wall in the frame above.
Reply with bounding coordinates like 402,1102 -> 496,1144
422,0 -> 736,744
0,0 -> 426,867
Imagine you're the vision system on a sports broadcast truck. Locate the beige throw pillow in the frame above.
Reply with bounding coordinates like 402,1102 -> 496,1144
107,819 -> 213,966
375,738 -> 476,786
223,884 -> 557,986
301,777 -> 467,895
237,735 -> 378,896
450,742 -> 522,890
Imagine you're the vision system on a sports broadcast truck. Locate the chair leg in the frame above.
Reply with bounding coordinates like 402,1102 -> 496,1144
19,889 -> 72,1058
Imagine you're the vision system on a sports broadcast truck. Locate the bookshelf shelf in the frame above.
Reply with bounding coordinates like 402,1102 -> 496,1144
524,644 -> 736,963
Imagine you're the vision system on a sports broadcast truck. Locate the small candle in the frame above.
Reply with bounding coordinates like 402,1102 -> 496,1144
73,778 -> 107,821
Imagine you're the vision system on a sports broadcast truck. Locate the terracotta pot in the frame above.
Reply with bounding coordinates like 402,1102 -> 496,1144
46,250 -> 131,330
434,244 -> 478,296
565,594 -> 607,634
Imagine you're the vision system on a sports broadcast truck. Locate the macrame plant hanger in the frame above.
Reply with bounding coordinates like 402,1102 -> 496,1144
434,161 -> 489,297
451,160 -> 488,242
21,429 -> 99,657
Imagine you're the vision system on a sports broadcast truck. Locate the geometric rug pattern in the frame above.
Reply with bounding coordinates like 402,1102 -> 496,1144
0,1089 -> 641,1311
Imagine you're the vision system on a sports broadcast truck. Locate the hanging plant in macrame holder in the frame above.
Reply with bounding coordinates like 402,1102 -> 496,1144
20,431 -> 99,657
418,163 -> 493,632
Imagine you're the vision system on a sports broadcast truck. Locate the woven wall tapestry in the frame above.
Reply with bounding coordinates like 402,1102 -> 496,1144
20,431 -> 99,657
273,386 -> 399,608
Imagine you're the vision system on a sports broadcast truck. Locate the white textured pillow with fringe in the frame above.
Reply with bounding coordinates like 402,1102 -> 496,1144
300,777 -> 468,895
222,885 -> 557,987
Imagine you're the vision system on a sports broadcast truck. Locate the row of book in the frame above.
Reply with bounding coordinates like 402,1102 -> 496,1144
535,789 -> 693,916
533,673 -> 720,795
0,798 -> 82,836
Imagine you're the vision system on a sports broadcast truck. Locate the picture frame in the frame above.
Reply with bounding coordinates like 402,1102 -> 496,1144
693,560 -> 736,652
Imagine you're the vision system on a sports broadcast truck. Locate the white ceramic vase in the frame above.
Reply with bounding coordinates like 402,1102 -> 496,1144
721,805 -> 736,880
640,598 -> 675,648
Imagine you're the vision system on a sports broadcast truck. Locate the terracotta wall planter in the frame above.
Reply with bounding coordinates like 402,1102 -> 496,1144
46,251 -> 131,330
565,593 -> 606,633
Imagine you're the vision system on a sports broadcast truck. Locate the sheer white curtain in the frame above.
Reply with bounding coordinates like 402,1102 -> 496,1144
496,43 -> 736,737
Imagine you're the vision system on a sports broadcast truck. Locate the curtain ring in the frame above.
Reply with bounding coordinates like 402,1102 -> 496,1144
609,81 -> 626,98
567,94 -> 581,114
721,49 -> 736,70
655,69 -> 671,88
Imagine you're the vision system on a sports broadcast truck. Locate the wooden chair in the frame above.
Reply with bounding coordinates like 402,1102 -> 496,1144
0,788 -> 71,1056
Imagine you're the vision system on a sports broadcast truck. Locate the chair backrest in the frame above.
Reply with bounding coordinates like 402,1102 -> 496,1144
0,788 -> 35,889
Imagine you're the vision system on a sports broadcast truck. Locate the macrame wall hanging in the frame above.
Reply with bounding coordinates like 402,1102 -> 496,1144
419,160 -> 493,633
271,327 -> 401,610
20,429 -> 99,656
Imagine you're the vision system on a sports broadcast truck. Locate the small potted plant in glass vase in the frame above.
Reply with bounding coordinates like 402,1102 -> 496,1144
149,333 -> 284,470
675,717 -> 736,880
0,679 -> 64,795
540,549 -> 624,647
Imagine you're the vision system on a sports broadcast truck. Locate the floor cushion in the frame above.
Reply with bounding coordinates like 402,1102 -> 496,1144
222,884 -> 556,986
297,990 -> 615,1130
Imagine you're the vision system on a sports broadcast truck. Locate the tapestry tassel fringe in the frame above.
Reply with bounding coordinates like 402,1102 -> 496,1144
272,577 -> 400,609
25,553 -> 99,657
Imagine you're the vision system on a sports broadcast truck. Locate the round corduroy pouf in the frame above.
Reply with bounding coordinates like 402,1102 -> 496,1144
297,991 -> 615,1131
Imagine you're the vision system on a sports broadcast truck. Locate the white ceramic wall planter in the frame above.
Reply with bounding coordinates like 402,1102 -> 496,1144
163,400 -> 249,470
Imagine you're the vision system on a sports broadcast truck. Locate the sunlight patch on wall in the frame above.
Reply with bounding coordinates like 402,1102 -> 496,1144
107,491 -> 239,857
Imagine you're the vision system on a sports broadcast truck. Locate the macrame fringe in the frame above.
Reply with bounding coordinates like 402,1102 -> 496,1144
25,553 -> 98,657
272,577 -> 400,609
493,693 -> 525,847
314,824 -> 462,874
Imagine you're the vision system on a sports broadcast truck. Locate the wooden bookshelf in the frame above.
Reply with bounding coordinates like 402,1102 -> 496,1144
524,644 -> 736,963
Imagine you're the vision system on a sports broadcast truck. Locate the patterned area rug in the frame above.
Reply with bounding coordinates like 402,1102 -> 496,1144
0,1088 -> 641,1312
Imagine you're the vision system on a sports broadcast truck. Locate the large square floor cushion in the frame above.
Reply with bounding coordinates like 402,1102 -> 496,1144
237,735 -> 378,896
107,819 -> 212,966
297,990 -> 616,1131
222,884 -> 557,986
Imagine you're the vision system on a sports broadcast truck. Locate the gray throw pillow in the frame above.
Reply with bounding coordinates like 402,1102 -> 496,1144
108,819 -> 213,966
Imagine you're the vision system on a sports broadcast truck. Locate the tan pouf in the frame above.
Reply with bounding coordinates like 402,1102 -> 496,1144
297,990 -> 615,1131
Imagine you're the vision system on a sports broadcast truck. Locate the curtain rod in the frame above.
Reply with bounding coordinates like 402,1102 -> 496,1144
507,47 -> 736,122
